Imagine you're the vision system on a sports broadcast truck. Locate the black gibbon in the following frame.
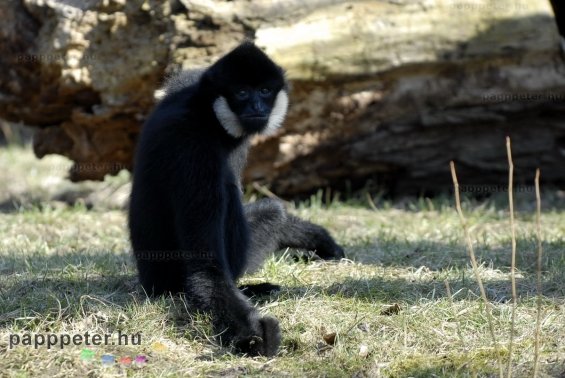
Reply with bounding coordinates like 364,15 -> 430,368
129,42 -> 344,356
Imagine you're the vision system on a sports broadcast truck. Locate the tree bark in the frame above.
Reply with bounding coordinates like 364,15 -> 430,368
0,0 -> 563,195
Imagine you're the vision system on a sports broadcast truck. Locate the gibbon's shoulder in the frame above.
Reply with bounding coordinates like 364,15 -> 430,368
154,68 -> 206,101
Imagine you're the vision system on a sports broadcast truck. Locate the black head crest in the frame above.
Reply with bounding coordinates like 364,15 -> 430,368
206,42 -> 285,89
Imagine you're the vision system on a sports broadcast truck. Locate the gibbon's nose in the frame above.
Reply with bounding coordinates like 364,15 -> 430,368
251,98 -> 266,114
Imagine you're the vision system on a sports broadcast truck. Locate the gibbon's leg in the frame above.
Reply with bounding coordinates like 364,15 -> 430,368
238,199 -> 286,297
238,282 -> 282,297
243,199 -> 287,274
277,214 -> 345,260
131,202 -> 187,296
136,259 -> 186,296
243,198 -> 345,277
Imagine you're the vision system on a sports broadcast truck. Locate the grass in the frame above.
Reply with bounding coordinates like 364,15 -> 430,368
0,145 -> 564,377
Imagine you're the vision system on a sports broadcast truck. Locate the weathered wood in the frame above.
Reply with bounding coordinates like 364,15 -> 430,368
0,0 -> 563,194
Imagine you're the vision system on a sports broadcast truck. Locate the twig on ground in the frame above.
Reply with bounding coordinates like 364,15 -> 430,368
252,182 -> 290,205
450,161 -> 504,378
366,192 -> 378,211
506,137 -> 517,378
533,169 -> 543,378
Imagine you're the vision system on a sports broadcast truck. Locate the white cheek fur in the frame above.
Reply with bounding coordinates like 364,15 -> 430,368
213,96 -> 244,138
213,90 -> 288,138
263,90 -> 289,136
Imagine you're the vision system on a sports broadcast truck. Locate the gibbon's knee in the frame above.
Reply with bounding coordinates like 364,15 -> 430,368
244,199 -> 287,273
245,198 -> 287,225
244,197 -> 344,272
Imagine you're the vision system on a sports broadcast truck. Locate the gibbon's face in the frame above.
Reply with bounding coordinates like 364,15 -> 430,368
231,82 -> 288,132
209,43 -> 289,138
213,83 -> 288,138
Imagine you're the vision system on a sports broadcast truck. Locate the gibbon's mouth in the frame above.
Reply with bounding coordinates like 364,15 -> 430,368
240,115 -> 268,121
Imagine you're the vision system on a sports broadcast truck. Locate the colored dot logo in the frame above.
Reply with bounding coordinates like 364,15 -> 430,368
101,354 -> 115,366
134,355 -> 148,366
79,349 -> 148,368
118,356 -> 132,365
151,341 -> 167,352
80,348 -> 95,362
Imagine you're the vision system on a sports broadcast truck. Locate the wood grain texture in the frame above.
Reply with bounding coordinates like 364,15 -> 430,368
0,0 -> 563,194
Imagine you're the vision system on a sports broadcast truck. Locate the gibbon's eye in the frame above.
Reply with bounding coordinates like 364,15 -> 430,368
235,89 -> 249,100
259,87 -> 272,96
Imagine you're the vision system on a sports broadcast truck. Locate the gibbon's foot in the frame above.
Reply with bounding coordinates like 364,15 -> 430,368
291,250 -> 322,263
239,283 -> 281,297
314,241 -> 346,261
277,214 -> 345,262
234,316 -> 281,357
291,244 -> 345,263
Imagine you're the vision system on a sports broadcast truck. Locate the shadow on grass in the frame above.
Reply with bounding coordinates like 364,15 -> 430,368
0,187 -> 107,213
348,237 -> 564,271
0,241 -> 562,377
0,196 -> 44,213
312,272 -> 563,304
1,236 -> 563,328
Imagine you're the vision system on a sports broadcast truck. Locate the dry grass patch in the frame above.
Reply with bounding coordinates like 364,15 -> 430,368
0,146 -> 563,377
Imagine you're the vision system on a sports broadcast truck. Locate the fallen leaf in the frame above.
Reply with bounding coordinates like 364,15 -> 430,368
322,332 -> 336,345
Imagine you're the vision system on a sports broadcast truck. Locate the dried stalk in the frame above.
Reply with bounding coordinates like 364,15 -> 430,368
533,169 -> 543,377
450,161 -> 503,378
506,137 -> 517,378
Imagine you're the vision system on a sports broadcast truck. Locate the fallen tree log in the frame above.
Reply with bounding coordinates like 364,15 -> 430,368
0,0 -> 563,196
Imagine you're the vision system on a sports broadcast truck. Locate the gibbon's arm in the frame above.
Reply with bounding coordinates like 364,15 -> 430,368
169,142 -> 227,267
167,144 -> 280,356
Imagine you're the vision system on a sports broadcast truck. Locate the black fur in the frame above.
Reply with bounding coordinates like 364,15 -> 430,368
129,42 -> 344,357
550,0 -> 565,56
243,198 -> 344,275
551,0 -> 565,37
